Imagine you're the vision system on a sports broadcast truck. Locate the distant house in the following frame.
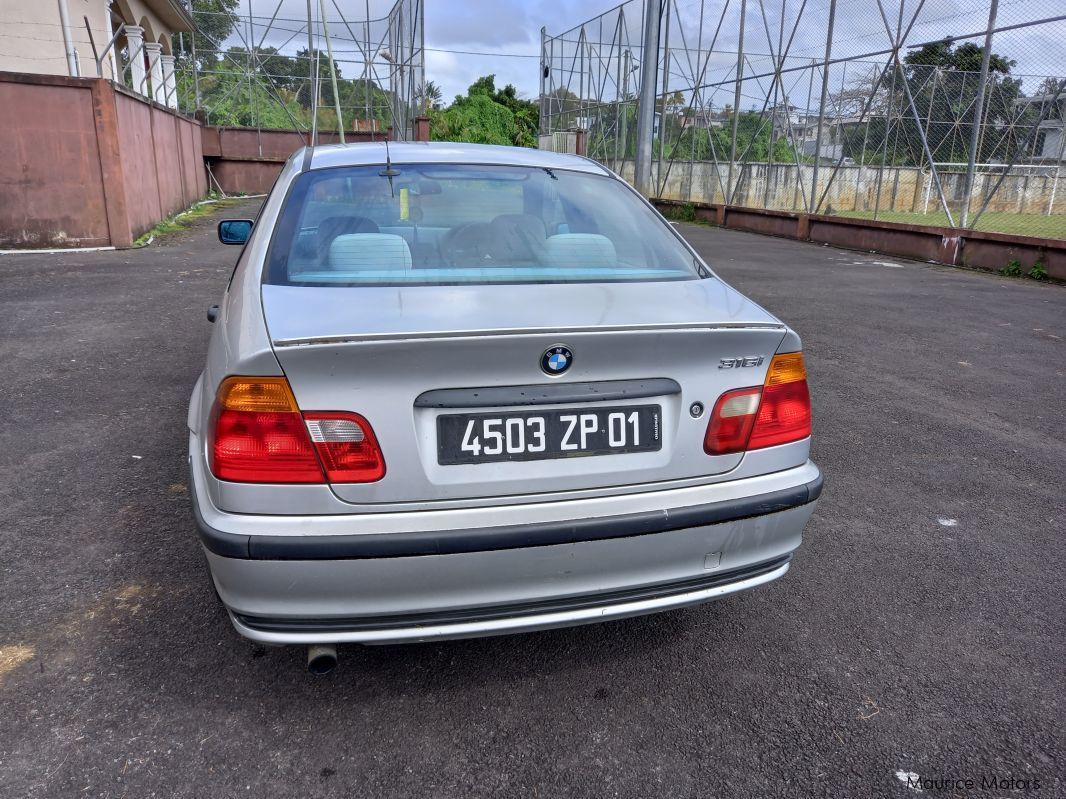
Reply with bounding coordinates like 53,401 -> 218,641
1014,93 -> 1066,164
1,0 -> 194,107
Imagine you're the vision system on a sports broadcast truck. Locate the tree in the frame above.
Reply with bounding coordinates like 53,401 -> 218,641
430,75 -> 539,148
900,40 -> 1024,165
416,80 -> 443,113
187,0 -> 240,69
904,39 -> 1015,75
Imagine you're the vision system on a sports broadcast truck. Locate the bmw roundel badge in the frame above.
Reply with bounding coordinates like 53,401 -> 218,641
541,345 -> 573,376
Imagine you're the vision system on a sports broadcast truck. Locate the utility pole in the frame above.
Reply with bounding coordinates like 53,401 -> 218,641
960,0 -> 998,227
634,0 -> 662,196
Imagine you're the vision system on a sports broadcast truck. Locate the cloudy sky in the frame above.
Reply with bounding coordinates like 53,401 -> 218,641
235,0 -> 606,101
233,0 -> 1060,106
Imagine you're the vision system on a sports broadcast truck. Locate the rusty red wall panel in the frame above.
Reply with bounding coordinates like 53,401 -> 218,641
959,236 -> 1066,281
724,208 -> 800,238
114,91 -> 164,238
210,160 -> 285,195
808,218 -> 945,262
0,77 -> 110,247
0,73 -> 207,248
151,108 -> 186,218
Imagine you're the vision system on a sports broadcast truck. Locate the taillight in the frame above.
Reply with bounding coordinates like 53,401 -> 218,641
704,352 -> 812,455
208,377 -> 385,484
304,413 -> 385,483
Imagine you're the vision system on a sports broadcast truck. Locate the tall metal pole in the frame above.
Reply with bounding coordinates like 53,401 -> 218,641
364,0 -> 371,128
614,30 -> 622,169
656,0 -> 671,196
634,0 -> 662,196
809,0 -> 837,213
319,0 -> 345,142
540,26 -> 547,136
959,0 -> 998,227
306,0 -> 318,145
622,48 -> 631,166
726,0 -> 747,203
190,32 -> 201,109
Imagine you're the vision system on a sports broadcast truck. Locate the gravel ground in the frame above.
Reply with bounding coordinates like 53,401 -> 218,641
0,201 -> 1062,798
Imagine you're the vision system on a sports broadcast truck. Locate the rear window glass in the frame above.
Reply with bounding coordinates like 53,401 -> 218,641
264,163 -> 702,286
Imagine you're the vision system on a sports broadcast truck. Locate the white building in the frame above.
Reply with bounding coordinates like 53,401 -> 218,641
1,0 -> 194,108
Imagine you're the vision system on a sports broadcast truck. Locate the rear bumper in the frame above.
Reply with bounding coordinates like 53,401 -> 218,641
193,463 -> 821,644
229,556 -> 793,644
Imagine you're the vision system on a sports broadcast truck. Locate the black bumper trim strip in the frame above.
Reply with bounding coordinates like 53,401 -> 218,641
233,554 -> 793,633
193,466 -> 822,561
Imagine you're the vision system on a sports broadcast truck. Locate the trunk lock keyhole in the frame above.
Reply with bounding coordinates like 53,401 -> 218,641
689,402 -> 705,419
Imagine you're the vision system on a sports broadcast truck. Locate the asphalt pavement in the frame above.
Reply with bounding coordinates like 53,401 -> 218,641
0,201 -> 1062,798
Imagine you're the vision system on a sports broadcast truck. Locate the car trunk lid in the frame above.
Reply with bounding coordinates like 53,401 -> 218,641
263,279 -> 788,505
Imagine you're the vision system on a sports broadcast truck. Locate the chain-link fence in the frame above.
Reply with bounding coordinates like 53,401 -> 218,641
541,0 -> 1066,239
168,0 -> 424,139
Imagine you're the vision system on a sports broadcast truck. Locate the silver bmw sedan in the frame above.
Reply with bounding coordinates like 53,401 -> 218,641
189,142 -> 821,671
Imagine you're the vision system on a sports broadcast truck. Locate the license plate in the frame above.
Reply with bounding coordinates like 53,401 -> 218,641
436,405 -> 662,465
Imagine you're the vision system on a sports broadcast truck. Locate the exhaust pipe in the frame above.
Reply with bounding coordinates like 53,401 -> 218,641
307,644 -> 338,675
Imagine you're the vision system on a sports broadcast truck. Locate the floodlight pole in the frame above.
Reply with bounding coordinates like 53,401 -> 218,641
634,0 -> 662,196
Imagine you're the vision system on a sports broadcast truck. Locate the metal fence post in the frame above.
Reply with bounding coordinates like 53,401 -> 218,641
809,0 -> 837,213
960,0 -> 999,228
634,0 -> 662,196
727,0 -> 747,203
540,26 -> 547,136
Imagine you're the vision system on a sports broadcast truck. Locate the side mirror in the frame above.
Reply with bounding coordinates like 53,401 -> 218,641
218,219 -> 253,245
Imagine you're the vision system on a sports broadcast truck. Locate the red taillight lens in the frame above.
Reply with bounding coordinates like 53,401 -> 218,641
704,387 -> 762,455
304,413 -> 386,483
209,377 -> 324,483
704,353 -> 812,455
208,378 -> 385,484
747,379 -> 811,450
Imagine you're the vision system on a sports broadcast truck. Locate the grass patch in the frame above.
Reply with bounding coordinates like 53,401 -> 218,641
836,209 -> 1066,239
662,202 -> 710,226
133,196 -> 238,246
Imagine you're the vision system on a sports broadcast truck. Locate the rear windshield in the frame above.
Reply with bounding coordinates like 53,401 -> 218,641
264,163 -> 702,286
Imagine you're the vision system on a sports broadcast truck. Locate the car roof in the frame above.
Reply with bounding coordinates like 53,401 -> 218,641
306,141 -> 611,175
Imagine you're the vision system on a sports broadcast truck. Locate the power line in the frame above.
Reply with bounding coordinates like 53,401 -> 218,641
425,46 -> 538,58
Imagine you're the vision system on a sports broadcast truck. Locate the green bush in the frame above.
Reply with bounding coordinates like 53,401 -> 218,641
1001,259 -> 1023,277
1026,261 -> 1047,280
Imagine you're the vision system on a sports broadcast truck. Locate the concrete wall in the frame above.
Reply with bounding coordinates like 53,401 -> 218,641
114,89 -> 205,237
202,119 -> 431,195
653,198 -> 1066,281
0,71 -> 205,248
615,160 -> 1066,217
0,75 -> 112,246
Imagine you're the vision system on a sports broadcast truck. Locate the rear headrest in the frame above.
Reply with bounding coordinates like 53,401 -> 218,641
329,233 -> 412,271
316,215 -> 379,263
545,234 -> 617,268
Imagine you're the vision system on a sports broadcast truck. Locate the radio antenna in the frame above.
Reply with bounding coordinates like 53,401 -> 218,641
379,136 -> 400,196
